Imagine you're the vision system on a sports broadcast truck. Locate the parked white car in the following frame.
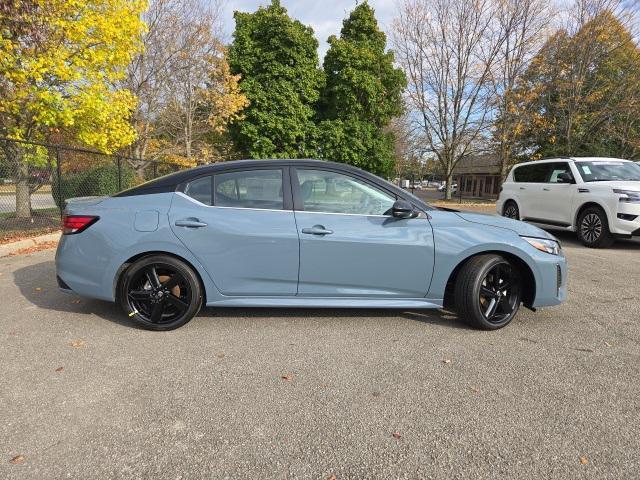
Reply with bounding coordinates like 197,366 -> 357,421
497,157 -> 640,248
437,182 -> 457,193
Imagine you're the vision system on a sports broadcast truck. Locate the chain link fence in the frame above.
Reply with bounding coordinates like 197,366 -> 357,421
0,137 -> 180,238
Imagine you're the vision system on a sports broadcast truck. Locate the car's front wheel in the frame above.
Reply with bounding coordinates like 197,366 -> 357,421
454,254 -> 522,330
576,206 -> 615,248
117,255 -> 203,331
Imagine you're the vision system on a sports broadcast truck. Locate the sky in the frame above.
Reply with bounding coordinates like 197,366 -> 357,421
219,0 -> 398,56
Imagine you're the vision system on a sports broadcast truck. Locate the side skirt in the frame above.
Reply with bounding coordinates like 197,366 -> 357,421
205,297 -> 444,309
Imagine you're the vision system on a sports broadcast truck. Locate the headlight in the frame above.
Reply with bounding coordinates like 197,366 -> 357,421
613,189 -> 640,203
522,236 -> 561,255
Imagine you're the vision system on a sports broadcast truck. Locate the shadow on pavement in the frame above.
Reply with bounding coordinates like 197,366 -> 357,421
13,259 -> 467,330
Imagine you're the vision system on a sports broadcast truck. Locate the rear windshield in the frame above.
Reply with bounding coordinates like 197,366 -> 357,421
575,161 -> 640,182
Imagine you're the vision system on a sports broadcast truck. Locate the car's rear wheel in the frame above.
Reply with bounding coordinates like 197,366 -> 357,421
118,255 -> 202,331
502,201 -> 519,220
454,254 -> 522,330
576,206 -> 615,248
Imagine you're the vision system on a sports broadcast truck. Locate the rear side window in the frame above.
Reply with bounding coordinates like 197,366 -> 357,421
513,163 -> 551,183
214,169 -> 283,210
184,176 -> 212,205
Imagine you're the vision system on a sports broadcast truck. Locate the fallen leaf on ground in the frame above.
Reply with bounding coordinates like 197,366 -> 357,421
34,287 -> 42,292
442,359 -> 451,364
8,241 -> 58,257
327,475 -> 337,480
55,366 -> 64,372
216,352 -> 225,358
10,455 -> 25,464
470,387 -> 479,393
604,341 -> 613,347
580,456 -> 589,465
70,339 -> 86,348
281,374 -> 293,382
392,432 -> 402,440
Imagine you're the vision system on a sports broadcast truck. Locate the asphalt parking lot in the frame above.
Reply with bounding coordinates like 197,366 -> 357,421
1,232 -> 639,479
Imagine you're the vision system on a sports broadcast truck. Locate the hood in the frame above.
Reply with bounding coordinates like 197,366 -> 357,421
583,181 -> 640,191
454,211 -> 556,240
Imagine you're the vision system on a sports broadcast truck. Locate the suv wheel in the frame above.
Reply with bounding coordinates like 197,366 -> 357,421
503,201 -> 519,220
454,254 -> 522,330
576,206 -> 615,248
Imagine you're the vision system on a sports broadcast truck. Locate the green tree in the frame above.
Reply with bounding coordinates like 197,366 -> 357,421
0,0 -> 146,217
228,0 -> 323,158
318,2 -> 406,177
513,11 -> 640,159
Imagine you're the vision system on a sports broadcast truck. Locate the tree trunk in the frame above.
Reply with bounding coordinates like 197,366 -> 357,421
445,172 -> 453,200
15,147 -> 32,219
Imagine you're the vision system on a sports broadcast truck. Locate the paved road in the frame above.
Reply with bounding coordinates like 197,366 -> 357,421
0,193 -> 57,214
1,233 -> 639,479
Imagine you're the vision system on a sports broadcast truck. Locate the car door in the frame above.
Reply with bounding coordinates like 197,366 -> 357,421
292,168 -> 435,298
169,168 -> 299,296
512,162 -> 552,220
537,161 -> 576,226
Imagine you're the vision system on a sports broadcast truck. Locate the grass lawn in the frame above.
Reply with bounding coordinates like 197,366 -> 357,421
0,184 -> 52,195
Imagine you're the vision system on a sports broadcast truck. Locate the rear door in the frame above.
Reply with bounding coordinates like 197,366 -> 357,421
169,168 -> 299,296
513,162 -> 552,220
292,168 -> 434,298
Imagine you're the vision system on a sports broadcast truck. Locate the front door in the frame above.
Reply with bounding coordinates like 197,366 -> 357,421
169,168 -> 299,296
537,161 -> 576,226
292,168 -> 435,298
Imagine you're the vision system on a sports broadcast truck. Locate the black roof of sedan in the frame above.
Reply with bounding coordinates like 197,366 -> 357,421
114,158 -> 433,211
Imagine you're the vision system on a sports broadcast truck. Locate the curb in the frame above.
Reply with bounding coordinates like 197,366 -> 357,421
0,231 -> 61,257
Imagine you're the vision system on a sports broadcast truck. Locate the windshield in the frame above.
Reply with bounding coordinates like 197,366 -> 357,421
575,161 -> 640,182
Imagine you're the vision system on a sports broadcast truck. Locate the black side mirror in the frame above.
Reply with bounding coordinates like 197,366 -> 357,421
391,199 -> 418,219
557,172 -> 574,184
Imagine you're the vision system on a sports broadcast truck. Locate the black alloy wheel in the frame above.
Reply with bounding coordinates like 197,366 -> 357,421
118,255 -> 202,330
454,254 -> 523,330
478,263 -> 521,325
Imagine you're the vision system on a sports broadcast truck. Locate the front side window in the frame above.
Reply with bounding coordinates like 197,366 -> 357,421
513,163 -> 551,183
184,176 -> 212,205
214,169 -> 283,210
575,161 -> 640,182
296,169 -> 395,215
546,162 -> 572,183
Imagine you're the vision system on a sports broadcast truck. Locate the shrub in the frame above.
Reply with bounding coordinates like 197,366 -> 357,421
52,163 -> 136,208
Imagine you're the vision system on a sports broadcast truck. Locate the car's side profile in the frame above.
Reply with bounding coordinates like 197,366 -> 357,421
497,157 -> 640,248
56,159 -> 567,330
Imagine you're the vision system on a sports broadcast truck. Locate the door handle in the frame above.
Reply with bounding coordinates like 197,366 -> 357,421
543,187 -> 550,191
519,187 -> 526,190
175,218 -> 208,228
301,225 -> 333,235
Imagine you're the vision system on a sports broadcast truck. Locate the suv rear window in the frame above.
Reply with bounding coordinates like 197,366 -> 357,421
513,163 -> 551,183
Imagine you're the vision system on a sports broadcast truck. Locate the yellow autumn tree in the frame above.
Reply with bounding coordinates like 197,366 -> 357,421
0,0 -> 146,218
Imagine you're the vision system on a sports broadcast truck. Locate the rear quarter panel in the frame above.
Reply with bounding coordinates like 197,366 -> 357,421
56,193 -> 221,302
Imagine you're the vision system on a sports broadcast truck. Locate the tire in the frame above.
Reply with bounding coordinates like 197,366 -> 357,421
454,254 -> 522,330
502,200 -> 519,220
117,255 -> 203,331
576,206 -> 615,248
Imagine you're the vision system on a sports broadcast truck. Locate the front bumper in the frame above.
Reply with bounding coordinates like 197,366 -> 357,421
611,203 -> 640,236
531,250 -> 568,308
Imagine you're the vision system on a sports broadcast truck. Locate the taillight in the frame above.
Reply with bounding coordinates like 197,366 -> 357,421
62,215 -> 99,235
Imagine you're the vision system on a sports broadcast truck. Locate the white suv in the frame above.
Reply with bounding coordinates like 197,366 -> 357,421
497,157 -> 640,248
